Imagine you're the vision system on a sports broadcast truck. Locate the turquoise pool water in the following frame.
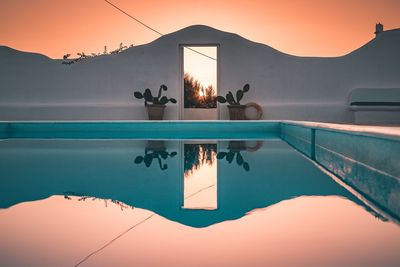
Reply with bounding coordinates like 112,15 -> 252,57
0,133 -> 399,266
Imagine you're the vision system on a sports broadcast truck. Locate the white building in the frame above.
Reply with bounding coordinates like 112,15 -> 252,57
1,25 -> 399,123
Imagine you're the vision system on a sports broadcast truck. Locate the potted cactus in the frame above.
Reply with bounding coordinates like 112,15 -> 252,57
216,84 -> 250,120
134,85 -> 177,120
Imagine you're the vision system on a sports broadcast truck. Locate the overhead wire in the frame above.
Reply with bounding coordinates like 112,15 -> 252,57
104,0 -> 217,61
74,182 -> 216,266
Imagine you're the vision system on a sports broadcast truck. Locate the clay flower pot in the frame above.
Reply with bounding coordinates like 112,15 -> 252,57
227,105 -> 246,120
146,104 -> 166,120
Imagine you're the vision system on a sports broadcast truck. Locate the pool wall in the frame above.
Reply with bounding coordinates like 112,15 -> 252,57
281,122 -> 400,219
0,121 -> 280,139
0,123 -> 8,139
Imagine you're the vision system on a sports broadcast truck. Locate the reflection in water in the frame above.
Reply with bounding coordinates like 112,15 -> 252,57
1,195 -> 400,267
0,139 -> 400,266
217,141 -> 251,172
184,143 -> 218,210
0,139 -> 397,226
64,193 -> 134,211
184,143 -> 217,175
134,141 -> 177,170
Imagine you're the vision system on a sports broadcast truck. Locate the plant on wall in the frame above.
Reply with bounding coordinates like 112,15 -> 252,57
133,85 -> 177,120
134,85 -> 177,106
216,84 -> 250,120
62,42 -> 134,65
216,84 -> 250,105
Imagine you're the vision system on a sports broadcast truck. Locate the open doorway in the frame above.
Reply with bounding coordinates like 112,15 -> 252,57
181,45 -> 218,120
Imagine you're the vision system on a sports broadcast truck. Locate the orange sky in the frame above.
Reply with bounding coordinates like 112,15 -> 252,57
0,0 -> 399,58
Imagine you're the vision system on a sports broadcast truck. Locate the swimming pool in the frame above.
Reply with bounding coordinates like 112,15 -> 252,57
0,121 -> 399,267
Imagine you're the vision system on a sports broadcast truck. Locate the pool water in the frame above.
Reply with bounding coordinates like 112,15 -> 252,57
0,138 -> 399,267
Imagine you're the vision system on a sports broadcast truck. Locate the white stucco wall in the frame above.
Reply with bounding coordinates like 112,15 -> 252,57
1,25 -> 399,122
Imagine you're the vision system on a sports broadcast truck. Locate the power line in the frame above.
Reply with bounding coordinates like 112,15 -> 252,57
104,0 -> 163,36
73,183 -> 216,266
185,47 -> 217,61
104,0 -> 216,61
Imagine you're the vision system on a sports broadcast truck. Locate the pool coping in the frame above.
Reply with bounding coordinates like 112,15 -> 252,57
281,120 -> 400,141
1,120 -> 399,141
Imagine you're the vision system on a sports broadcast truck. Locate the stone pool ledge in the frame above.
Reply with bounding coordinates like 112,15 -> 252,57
281,121 -> 400,220
283,120 -> 400,140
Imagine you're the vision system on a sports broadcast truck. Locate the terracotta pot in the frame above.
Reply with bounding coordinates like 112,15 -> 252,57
227,141 -> 247,151
146,140 -> 166,151
146,104 -> 166,120
227,105 -> 246,120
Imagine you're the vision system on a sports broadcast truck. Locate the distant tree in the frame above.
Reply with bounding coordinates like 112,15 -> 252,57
184,73 -> 216,108
184,144 -> 217,176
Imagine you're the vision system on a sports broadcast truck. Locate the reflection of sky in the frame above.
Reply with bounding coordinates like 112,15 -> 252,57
184,160 -> 217,210
1,196 -> 400,267
184,46 -> 217,89
184,144 -> 217,210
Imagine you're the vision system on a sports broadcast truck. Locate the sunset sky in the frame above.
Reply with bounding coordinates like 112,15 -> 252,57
0,0 -> 399,59
184,46 -> 217,89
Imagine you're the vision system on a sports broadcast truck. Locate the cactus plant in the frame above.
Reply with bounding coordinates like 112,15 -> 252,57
216,84 -> 250,120
216,84 -> 249,105
134,85 -> 177,120
134,85 -> 177,106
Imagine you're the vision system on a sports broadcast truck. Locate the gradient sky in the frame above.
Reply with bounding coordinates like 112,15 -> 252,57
0,0 -> 399,58
184,46 -> 217,89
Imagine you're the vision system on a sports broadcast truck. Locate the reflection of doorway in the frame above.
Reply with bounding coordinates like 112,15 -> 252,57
182,142 -> 218,210
181,45 -> 218,120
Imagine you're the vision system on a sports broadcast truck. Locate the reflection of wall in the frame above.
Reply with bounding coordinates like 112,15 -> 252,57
281,123 -> 400,219
0,138 -> 370,228
217,140 -> 363,218
0,140 -> 182,211
1,25 -> 399,121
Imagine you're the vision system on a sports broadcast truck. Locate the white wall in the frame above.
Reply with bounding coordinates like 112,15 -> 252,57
1,25 -> 399,122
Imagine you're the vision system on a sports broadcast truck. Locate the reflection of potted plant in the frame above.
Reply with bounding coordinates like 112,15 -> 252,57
216,84 -> 250,120
134,85 -> 177,120
216,141 -> 250,171
134,141 -> 177,170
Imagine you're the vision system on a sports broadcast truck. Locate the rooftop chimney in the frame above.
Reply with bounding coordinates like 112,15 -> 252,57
375,23 -> 384,36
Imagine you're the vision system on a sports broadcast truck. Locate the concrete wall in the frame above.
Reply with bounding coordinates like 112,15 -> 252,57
1,25 -> 400,121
